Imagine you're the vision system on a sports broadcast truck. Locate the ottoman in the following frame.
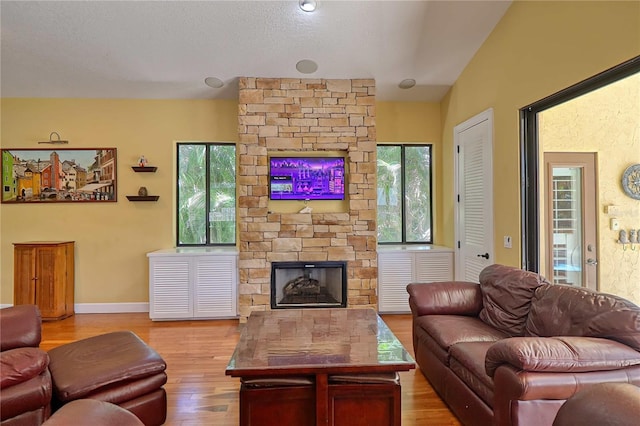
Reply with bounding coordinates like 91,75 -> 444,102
43,399 -> 144,426
47,331 -> 167,426
328,372 -> 401,426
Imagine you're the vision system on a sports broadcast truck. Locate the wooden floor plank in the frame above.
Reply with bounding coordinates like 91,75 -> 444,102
41,312 -> 461,426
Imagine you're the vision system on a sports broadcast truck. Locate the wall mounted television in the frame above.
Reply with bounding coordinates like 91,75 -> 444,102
269,156 -> 345,200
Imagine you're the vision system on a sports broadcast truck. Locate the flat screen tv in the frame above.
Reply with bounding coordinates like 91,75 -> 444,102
269,156 -> 345,200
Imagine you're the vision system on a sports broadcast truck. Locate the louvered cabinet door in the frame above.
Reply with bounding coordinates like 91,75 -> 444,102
378,253 -> 414,313
149,257 -> 191,320
414,252 -> 454,283
193,255 -> 237,318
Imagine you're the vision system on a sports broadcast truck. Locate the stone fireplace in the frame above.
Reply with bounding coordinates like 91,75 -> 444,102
271,261 -> 347,309
237,77 -> 377,321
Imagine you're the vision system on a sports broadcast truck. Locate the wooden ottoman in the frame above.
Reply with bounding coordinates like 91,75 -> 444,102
240,377 -> 316,426
47,331 -> 167,426
328,372 -> 401,426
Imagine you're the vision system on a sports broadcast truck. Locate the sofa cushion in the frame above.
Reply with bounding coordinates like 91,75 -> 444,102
449,342 -> 495,408
407,281 -> 483,316
0,305 -> 42,351
478,264 -> 549,337
485,336 -> 640,377
0,347 -> 49,388
416,315 -> 507,352
525,285 -> 640,351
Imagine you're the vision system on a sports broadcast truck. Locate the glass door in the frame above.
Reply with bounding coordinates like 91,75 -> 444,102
544,153 -> 597,289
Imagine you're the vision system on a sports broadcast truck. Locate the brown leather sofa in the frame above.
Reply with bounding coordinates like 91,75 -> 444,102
0,305 -> 167,426
406,264 -> 640,426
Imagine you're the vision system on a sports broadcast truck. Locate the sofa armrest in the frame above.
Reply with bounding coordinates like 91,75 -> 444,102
485,336 -> 640,377
406,281 -> 482,317
492,363 -> 640,426
0,347 -> 50,388
0,305 -> 42,351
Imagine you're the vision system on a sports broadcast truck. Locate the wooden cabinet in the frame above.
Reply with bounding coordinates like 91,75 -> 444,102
147,248 -> 238,320
378,246 -> 453,313
14,241 -> 75,320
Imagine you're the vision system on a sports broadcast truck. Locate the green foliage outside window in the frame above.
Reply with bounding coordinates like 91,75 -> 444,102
377,145 -> 432,244
177,143 -> 236,245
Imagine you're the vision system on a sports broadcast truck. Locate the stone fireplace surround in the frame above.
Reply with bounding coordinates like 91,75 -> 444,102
237,77 -> 377,321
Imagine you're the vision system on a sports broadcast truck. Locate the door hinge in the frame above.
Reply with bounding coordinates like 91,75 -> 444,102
457,194 -> 460,202
457,241 -> 461,249
457,145 -> 460,153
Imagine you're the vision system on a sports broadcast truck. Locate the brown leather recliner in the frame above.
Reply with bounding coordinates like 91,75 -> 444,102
0,305 -> 167,426
553,383 -> 640,426
0,305 -> 52,425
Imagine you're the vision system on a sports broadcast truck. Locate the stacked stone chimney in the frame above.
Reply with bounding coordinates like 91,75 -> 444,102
237,77 -> 377,320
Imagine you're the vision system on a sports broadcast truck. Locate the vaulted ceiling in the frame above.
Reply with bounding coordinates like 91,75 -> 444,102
1,1 -> 511,102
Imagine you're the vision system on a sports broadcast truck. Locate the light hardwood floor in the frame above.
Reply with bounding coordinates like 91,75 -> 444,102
40,313 -> 461,426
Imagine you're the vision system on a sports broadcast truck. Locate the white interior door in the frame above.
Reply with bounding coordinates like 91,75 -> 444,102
454,109 -> 494,281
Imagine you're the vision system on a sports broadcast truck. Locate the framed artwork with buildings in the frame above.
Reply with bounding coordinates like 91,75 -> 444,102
1,148 -> 117,203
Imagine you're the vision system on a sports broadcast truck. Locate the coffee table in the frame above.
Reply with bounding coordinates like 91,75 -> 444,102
226,308 -> 415,426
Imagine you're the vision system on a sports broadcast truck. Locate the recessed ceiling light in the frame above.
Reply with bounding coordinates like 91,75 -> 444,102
204,77 -> 224,89
299,0 -> 317,12
296,59 -> 318,74
398,79 -> 416,89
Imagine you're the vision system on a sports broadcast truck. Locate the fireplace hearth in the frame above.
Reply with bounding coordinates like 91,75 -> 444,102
271,261 -> 347,309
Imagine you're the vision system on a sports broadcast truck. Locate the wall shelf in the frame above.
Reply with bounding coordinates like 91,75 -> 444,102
126,195 -> 159,202
131,166 -> 157,172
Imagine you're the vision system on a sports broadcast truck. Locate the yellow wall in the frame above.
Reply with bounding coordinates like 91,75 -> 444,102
1,98 -> 238,304
440,0 -> 640,266
0,99 -> 441,304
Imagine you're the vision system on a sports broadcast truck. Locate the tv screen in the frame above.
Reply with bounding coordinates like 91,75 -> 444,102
269,156 -> 345,200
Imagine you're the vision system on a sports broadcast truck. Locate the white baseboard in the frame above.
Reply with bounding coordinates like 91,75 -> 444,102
1,303 -> 149,314
74,303 -> 149,314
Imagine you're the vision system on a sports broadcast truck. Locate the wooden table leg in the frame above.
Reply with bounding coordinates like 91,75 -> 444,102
316,373 -> 329,425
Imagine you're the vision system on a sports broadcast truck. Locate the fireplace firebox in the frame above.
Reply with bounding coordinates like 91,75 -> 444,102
270,261 -> 347,309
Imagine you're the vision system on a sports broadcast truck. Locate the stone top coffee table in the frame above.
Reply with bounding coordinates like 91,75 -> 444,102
226,308 -> 415,425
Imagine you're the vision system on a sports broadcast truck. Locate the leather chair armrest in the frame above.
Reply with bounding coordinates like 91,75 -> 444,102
0,305 -> 42,351
1,348 -> 50,388
485,336 -> 640,377
406,281 -> 482,317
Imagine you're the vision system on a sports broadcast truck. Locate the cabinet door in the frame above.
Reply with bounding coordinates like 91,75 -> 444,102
378,253 -> 414,313
149,257 -> 191,319
34,246 -> 65,319
414,252 -> 454,282
193,255 -> 237,318
14,247 -> 36,305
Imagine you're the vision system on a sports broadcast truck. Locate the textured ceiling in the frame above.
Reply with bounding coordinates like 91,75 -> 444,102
1,1 -> 511,102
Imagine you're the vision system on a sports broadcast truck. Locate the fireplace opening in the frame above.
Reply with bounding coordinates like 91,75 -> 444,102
270,261 -> 347,309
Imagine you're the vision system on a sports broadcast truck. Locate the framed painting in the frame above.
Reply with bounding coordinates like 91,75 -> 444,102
1,148 -> 117,203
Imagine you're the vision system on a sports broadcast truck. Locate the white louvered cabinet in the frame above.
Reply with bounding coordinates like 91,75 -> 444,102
378,246 -> 454,313
147,248 -> 238,320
